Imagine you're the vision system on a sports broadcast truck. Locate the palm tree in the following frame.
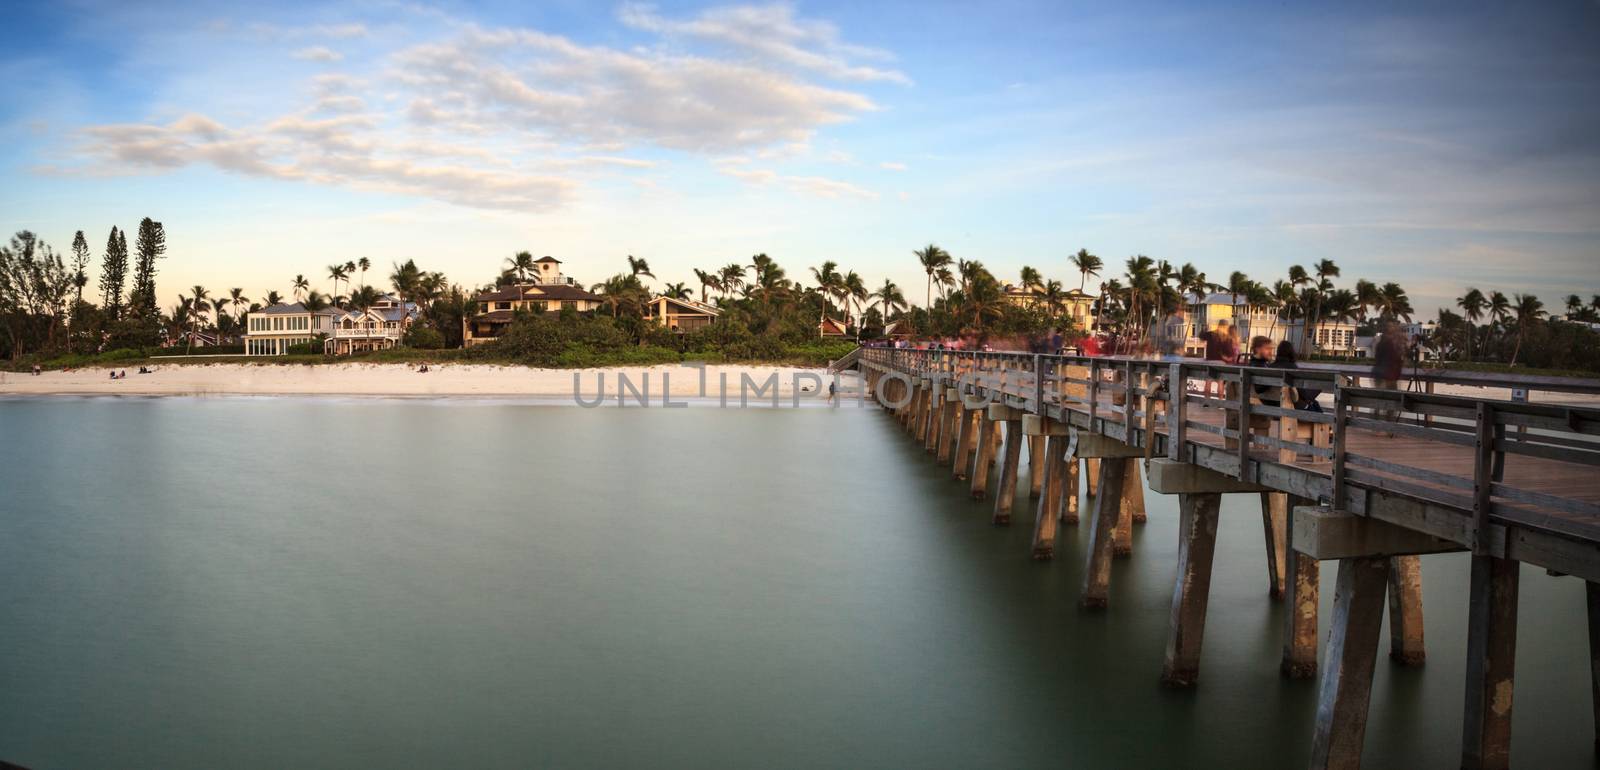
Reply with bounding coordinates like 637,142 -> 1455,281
1456,288 -> 1486,361
264,290 -> 283,307
1354,279 -> 1379,324
593,274 -> 648,317
348,285 -> 381,311
186,285 -> 212,353
389,260 -> 422,327
1303,258 -> 1339,353
1509,293 -> 1545,365
1322,289 -> 1359,356
1565,294 -> 1583,317
809,261 -> 844,322
626,255 -> 654,280
844,271 -> 868,328
302,290 -> 329,314
1019,265 -> 1042,291
719,264 -> 746,298
934,266 -> 956,299
327,264 -> 349,307
661,282 -> 692,300
504,251 -> 535,283
914,244 -> 953,311
692,269 -> 720,303
1069,248 -> 1101,292
1488,291 -> 1511,342
1040,279 -> 1066,316
357,257 -> 370,290
292,274 -> 309,302
872,279 -> 906,321
1373,282 -> 1413,322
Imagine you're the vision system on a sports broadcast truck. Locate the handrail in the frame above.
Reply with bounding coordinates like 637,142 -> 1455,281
859,347 -> 1600,545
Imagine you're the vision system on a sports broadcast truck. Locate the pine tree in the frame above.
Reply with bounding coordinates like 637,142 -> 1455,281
97,225 -> 127,321
128,217 -> 167,346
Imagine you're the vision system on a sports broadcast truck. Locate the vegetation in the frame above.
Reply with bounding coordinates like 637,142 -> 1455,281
3,222 -> 1596,375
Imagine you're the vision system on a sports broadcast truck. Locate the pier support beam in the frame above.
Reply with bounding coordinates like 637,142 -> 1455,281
1057,450 -> 1080,525
1114,458 -> 1141,557
1461,555 -> 1519,770
1387,555 -> 1426,666
1082,457 -> 1129,609
991,405 -> 1024,525
936,388 -> 960,462
1283,497 -> 1320,679
969,411 -> 998,499
1161,492 -> 1222,687
952,404 -> 978,480
1308,556 -> 1391,770
1085,458 -> 1101,500
1028,435 -> 1045,498
1261,493 -> 1288,599
1031,435 -> 1065,559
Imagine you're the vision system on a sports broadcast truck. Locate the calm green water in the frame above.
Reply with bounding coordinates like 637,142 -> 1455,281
0,397 -> 1592,768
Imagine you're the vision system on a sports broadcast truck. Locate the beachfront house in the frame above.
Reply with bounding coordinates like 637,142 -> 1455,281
646,296 -> 721,331
244,303 -> 341,356
818,317 -> 849,338
324,295 -> 419,355
1003,285 -> 1098,331
462,257 -> 605,347
1286,318 -> 1360,356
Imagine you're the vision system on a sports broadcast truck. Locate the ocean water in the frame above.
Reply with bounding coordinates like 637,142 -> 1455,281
0,397 -> 1592,768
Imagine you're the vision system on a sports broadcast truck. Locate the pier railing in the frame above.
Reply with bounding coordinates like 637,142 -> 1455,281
860,348 -> 1600,562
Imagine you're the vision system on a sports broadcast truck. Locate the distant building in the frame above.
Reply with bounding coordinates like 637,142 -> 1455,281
1002,284 -> 1098,331
1287,319 -> 1360,355
462,258 -> 605,347
818,317 -> 849,338
324,294 -> 418,355
244,303 -> 341,356
646,296 -> 720,332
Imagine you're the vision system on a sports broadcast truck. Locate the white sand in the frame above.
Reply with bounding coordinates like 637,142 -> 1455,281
0,362 -> 839,401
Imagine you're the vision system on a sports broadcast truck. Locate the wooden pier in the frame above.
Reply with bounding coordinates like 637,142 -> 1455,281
851,348 -> 1600,769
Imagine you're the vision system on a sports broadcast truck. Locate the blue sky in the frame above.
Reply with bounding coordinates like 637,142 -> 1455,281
2,0 -> 1597,313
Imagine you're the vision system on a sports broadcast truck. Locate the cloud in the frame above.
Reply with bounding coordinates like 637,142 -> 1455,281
54,4 -> 901,212
390,23 -> 880,152
879,161 -> 906,171
292,46 -> 343,62
618,2 -> 910,85
59,113 -> 576,212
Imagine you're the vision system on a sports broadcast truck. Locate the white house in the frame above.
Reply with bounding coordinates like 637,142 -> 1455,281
244,303 -> 340,356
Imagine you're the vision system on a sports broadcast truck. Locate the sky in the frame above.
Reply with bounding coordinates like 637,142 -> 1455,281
1,0 -> 1597,315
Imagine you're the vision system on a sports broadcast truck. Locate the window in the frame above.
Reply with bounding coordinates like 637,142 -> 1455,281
496,301 -> 511,311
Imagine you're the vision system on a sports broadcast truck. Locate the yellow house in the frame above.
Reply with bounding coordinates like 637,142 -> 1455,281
647,296 -> 721,331
1003,284 -> 1097,331
462,258 -> 605,346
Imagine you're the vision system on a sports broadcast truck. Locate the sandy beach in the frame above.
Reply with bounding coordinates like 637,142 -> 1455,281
0,362 -> 839,401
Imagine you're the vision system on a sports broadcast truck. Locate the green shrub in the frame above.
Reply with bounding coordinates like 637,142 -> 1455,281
404,326 -> 445,349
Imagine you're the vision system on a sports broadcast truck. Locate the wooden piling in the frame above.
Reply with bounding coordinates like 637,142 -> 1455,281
952,406 -> 976,479
1283,494 -> 1320,679
1461,555 -> 1519,770
994,419 -> 1023,525
1082,457 -> 1128,609
1261,492 -> 1288,599
1308,556 -> 1391,770
1386,555 -> 1426,666
936,392 -> 959,461
1114,457 -> 1140,557
1058,454 -> 1080,525
1161,492 -> 1222,687
1085,457 -> 1101,499
969,411 -> 996,499
1031,435 -> 1063,559
1028,435 -> 1045,498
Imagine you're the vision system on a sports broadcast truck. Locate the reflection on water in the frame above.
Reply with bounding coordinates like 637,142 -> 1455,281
0,398 -> 1591,768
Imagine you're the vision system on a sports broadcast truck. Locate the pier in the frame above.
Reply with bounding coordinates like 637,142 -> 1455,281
851,348 -> 1600,769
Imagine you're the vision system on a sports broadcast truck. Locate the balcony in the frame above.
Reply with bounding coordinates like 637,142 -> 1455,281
332,326 -> 401,339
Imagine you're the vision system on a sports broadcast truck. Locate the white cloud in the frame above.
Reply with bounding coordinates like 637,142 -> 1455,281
292,46 -> 343,62
618,2 -> 910,85
56,4 -> 900,213
879,161 -> 906,171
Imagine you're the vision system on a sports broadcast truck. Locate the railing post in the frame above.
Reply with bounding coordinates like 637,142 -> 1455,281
1472,402 -> 1495,555
1331,383 -> 1348,510
1032,354 -> 1045,414
1237,369 -> 1253,481
1168,362 -> 1185,461
1088,360 -> 1100,424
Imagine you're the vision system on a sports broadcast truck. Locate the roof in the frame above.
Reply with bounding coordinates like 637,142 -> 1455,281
474,310 -> 517,323
651,295 -> 721,316
472,283 -> 602,303
254,302 -> 341,316
534,256 -> 561,263
819,317 -> 848,334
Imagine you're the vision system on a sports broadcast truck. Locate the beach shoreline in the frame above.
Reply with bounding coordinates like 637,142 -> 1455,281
0,363 -> 839,400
